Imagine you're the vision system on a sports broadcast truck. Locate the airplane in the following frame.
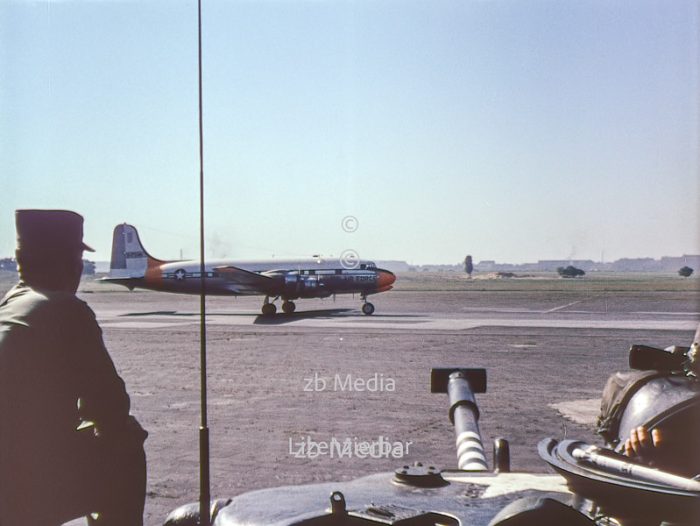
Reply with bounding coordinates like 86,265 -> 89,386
101,224 -> 396,315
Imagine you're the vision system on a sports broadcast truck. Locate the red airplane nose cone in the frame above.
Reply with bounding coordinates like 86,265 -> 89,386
377,270 -> 396,289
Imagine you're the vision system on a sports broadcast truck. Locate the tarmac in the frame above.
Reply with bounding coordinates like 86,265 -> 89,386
94,288 -> 699,332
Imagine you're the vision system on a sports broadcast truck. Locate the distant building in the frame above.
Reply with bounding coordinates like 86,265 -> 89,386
0,258 -> 17,272
82,260 -> 96,275
659,255 -> 700,272
537,260 -> 596,271
610,258 -> 658,272
0,257 -> 95,275
375,260 -> 411,273
472,255 -> 699,273
475,260 -> 496,271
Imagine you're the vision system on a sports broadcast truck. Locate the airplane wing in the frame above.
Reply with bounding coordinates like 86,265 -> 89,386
214,265 -> 278,294
97,276 -> 143,291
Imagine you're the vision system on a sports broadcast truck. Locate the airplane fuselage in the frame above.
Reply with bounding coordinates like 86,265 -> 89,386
130,259 -> 394,299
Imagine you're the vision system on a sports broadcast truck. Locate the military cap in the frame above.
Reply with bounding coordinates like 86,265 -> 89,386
15,209 -> 95,253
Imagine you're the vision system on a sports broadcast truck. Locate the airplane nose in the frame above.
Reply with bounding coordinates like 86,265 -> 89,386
377,270 -> 396,289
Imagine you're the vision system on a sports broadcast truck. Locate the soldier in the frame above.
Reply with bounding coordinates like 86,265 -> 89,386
621,323 -> 700,478
0,210 -> 147,526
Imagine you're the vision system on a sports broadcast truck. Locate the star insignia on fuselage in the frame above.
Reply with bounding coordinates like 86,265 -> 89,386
174,269 -> 187,281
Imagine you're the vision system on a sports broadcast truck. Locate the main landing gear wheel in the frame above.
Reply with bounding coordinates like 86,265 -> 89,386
362,302 -> 375,316
282,301 -> 296,314
261,303 -> 277,316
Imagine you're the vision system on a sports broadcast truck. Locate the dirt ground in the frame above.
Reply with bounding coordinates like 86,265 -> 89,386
0,272 -> 698,525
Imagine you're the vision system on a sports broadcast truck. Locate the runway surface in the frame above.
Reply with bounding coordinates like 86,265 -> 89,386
99,307 -> 697,332
93,289 -> 699,332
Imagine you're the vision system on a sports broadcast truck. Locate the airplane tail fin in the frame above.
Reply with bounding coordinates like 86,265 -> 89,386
108,224 -> 165,279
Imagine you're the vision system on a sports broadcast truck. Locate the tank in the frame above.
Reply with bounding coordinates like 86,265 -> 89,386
165,333 -> 700,526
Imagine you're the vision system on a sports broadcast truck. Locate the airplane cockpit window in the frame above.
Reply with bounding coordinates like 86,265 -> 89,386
367,262 -> 376,270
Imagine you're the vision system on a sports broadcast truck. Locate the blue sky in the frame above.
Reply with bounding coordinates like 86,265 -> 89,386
1,0 -> 698,264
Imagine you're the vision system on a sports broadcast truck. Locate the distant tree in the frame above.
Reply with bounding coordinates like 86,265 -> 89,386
557,265 -> 585,278
464,255 -> 474,278
678,266 -> 694,278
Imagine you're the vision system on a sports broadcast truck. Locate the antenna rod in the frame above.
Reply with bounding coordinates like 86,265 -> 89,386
197,0 -> 211,525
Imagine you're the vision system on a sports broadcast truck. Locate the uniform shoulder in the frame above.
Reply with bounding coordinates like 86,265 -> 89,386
1,284 -> 92,320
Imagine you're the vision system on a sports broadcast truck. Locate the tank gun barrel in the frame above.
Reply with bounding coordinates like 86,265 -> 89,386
573,445 -> 700,492
431,368 -> 488,471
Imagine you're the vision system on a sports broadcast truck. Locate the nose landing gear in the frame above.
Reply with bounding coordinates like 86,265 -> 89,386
360,295 -> 375,316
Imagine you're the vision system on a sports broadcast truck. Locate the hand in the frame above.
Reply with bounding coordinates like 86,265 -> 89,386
624,426 -> 662,465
